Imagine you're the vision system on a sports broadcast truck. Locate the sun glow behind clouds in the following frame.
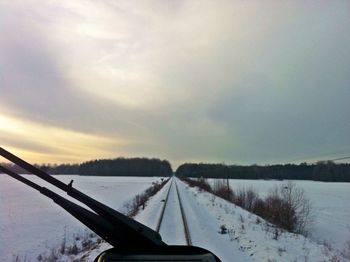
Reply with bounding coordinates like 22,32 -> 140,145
0,1 -> 349,165
0,114 -> 124,163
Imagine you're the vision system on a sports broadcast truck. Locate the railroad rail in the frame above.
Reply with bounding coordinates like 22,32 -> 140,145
156,177 -> 192,246
155,178 -> 173,232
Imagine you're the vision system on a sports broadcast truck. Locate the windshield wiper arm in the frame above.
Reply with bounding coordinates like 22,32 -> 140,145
0,165 -> 121,246
0,147 -> 164,248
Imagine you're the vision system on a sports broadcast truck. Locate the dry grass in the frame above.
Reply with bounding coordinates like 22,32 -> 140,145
126,178 -> 170,217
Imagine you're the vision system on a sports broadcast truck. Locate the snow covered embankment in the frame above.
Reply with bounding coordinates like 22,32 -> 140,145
177,179 -> 345,262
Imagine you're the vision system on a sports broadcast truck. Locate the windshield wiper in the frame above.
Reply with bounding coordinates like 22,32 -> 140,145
0,147 -> 221,262
0,146 -> 163,248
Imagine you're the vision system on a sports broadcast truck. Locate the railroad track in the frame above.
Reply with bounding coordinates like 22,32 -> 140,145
155,178 -> 173,232
156,177 -> 192,246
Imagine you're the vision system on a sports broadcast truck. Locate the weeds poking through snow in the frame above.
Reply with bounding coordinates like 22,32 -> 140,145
228,229 -> 235,241
12,255 -> 29,262
341,239 -> 350,259
67,244 -> 79,255
240,224 -> 245,234
60,226 -> 67,255
219,224 -> 228,234
33,230 -> 99,262
256,217 -> 261,224
277,247 -> 286,256
273,229 -> 280,240
239,214 -> 244,223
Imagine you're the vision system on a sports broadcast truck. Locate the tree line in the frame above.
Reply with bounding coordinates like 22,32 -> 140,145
176,161 -> 350,182
0,157 -> 172,177
79,158 -> 172,177
2,158 -> 350,181
0,162 -> 80,174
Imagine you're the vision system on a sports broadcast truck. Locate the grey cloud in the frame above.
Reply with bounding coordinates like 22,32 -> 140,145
0,9 -> 149,140
1,1 -> 350,164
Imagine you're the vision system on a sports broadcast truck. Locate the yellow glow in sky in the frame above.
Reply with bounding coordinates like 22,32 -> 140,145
0,114 -> 124,164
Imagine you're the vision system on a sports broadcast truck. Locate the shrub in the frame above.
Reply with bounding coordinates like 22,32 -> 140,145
181,177 -> 212,192
212,179 -> 234,201
245,187 -> 259,211
233,187 -> 259,212
253,198 -> 267,218
264,182 -> 312,234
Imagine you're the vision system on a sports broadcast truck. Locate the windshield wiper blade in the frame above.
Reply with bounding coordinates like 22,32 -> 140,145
0,147 -> 165,248
0,165 -> 120,246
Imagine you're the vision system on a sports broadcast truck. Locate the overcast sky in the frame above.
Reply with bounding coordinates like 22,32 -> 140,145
1,1 -> 349,168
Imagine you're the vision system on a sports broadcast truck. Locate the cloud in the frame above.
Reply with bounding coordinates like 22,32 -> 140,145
0,114 -> 127,163
0,0 -> 349,165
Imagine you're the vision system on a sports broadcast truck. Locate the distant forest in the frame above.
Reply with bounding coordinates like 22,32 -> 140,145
0,157 -> 173,177
79,158 -> 172,177
176,162 -> 350,182
1,158 -> 350,181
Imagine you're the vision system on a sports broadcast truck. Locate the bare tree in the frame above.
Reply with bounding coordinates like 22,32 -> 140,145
266,181 -> 313,235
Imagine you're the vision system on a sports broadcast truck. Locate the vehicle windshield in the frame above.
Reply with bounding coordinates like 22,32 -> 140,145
0,1 -> 349,262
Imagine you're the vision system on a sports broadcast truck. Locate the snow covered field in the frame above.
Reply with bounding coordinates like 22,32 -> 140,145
0,175 -> 162,262
208,179 -> 350,252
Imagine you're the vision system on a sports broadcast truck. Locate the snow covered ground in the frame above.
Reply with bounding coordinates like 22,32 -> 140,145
0,175 -> 162,262
136,180 -> 342,262
207,179 -> 350,252
176,179 -> 342,261
1,175 -> 348,261
85,177 -> 345,262
157,180 -> 187,245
